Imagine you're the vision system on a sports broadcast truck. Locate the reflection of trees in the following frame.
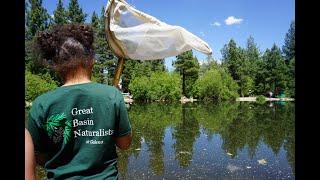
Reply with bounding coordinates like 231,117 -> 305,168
282,103 -> 295,175
196,102 -> 295,172
124,103 -> 181,175
117,131 -> 142,179
172,103 -> 200,168
145,129 -> 165,175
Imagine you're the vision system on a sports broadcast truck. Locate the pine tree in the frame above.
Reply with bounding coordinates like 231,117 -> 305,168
91,7 -> 117,85
282,21 -> 295,97
53,0 -> 67,25
221,39 -> 241,81
263,44 -> 288,95
25,1 -> 30,39
173,50 -> 200,97
222,39 -> 254,96
26,0 -> 50,39
282,21 -> 295,62
91,11 -> 99,32
67,0 -> 87,23
245,36 -> 261,94
246,36 -> 260,63
98,6 -> 106,38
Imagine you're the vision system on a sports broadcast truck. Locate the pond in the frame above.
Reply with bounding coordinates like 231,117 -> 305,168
26,101 -> 295,179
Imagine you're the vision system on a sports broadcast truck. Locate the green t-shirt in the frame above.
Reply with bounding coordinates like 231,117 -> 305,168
27,82 -> 131,180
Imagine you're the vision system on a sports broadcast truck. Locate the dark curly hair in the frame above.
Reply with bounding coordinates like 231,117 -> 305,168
34,23 -> 95,80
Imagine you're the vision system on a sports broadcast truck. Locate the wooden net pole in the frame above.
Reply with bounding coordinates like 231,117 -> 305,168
112,57 -> 125,88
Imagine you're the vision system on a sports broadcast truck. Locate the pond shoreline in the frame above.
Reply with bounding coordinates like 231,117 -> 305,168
26,96 -> 295,107
236,97 -> 295,102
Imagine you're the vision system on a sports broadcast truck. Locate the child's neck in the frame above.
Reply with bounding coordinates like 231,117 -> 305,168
62,69 -> 92,86
63,78 -> 91,86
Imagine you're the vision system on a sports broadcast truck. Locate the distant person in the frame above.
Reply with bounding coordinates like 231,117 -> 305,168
25,24 -> 132,179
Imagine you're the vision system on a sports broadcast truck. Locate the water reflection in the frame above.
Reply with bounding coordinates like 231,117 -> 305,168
27,102 -> 295,179
172,104 -> 200,168
119,102 -> 295,179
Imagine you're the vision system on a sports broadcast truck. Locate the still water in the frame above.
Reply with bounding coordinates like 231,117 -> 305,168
27,102 -> 295,179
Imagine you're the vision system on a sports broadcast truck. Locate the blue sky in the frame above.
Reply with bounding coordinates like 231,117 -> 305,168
43,0 -> 295,71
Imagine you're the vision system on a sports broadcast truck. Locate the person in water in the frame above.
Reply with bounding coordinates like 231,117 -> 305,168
25,23 -> 132,180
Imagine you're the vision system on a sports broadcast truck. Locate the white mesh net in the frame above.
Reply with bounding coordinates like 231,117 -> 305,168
105,0 -> 212,60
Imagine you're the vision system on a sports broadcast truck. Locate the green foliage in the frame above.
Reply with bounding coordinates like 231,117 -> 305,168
128,76 -> 150,100
122,59 -> 166,92
173,50 -> 199,97
239,75 -> 254,97
148,72 -> 182,101
67,0 -> 87,23
256,95 -> 266,104
263,45 -> 289,94
282,21 -> 295,62
221,39 -> 255,96
53,0 -> 67,25
221,32 -> 294,98
25,71 -> 58,102
193,64 -> 239,102
129,72 -> 181,101
98,6 -> 106,38
286,58 -> 295,97
91,11 -> 99,32
90,8 -> 117,85
26,0 -> 50,39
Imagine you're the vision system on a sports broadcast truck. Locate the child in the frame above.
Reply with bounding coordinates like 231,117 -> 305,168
25,23 -> 132,179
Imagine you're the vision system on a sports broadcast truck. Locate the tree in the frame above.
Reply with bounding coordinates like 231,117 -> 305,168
263,44 -> 289,95
26,0 -> 50,40
245,36 -> 260,78
282,21 -> 295,62
222,39 -> 254,96
53,0 -> 67,25
173,50 -> 200,97
91,8 -> 117,85
285,57 -> 295,97
98,6 -> 106,38
67,0 -> 87,23
221,39 -> 239,79
91,11 -> 99,32
282,21 -> 295,97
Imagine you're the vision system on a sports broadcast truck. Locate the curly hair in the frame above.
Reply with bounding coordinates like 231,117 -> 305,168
34,23 -> 95,79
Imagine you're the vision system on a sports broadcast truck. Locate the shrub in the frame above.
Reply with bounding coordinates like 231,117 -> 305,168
25,71 -> 58,102
192,67 -> 238,101
256,95 -> 266,104
129,72 -> 181,101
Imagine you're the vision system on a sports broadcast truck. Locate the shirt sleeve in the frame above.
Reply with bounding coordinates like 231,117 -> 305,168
27,101 -> 48,153
114,90 -> 132,137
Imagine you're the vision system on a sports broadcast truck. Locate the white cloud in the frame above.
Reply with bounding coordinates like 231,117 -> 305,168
199,31 -> 205,37
211,22 -> 221,27
51,14 -> 54,19
225,16 -> 243,25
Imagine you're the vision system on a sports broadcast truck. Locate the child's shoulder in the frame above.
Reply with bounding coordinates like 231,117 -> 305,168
94,83 -> 120,93
32,88 -> 60,105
